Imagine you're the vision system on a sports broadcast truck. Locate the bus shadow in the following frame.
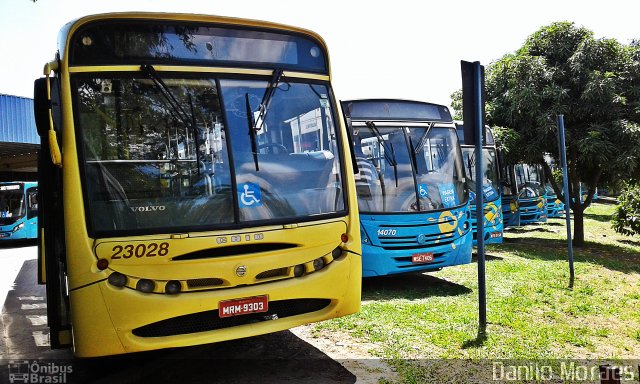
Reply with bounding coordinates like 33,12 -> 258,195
0,239 -> 37,249
362,273 -> 472,301
620,239 -> 640,247
65,331 -> 357,384
505,227 -> 555,234
472,253 -> 503,262
500,237 -> 640,274
584,212 -> 612,223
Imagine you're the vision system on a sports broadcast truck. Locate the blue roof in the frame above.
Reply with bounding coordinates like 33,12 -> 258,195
0,94 -> 39,144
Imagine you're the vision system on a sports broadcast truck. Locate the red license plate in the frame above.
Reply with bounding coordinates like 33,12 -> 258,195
412,253 -> 434,263
219,295 -> 269,318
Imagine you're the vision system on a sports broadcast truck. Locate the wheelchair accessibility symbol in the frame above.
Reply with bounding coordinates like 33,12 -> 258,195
418,184 -> 429,198
238,183 -> 263,208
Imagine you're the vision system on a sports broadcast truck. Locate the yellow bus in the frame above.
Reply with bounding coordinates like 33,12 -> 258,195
33,12 -> 361,357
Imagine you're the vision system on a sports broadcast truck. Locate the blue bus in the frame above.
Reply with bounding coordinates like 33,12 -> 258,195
499,161 -> 520,227
0,182 -> 38,240
455,123 -> 503,244
579,182 -> 598,203
543,154 -> 564,218
545,185 -> 565,218
342,99 -> 472,277
515,164 -> 547,224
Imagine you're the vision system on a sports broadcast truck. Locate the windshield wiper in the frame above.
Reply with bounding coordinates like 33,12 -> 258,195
467,151 -> 476,180
253,68 -> 284,132
365,121 -> 398,187
245,93 -> 260,171
140,64 -> 201,173
413,123 -> 434,157
401,128 -> 423,210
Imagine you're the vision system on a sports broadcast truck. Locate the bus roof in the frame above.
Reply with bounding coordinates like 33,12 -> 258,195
454,121 -> 495,146
57,12 -> 330,75
342,99 -> 452,123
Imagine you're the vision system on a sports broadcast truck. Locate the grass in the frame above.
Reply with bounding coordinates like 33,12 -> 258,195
313,202 -> 640,382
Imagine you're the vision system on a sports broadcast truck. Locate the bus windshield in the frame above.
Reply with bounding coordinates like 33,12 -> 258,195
353,124 -> 465,213
500,162 -> 517,197
0,185 -> 25,225
76,75 -> 344,235
515,163 -> 546,198
461,148 -> 500,203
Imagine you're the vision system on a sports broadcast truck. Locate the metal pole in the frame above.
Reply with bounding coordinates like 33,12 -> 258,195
557,115 -> 575,288
474,61 -> 487,334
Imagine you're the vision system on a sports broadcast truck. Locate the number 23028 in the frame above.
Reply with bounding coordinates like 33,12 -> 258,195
111,242 -> 169,259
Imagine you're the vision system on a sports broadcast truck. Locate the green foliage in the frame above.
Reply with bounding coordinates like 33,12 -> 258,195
490,126 -> 520,164
451,21 -> 640,243
449,89 -> 462,120
612,182 -> 640,236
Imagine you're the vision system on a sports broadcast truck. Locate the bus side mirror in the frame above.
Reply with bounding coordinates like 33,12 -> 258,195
339,101 -> 359,176
34,78 -> 51,137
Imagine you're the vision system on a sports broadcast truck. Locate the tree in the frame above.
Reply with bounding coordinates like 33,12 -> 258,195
612,182 -> 640,236
452,22 -> 640,245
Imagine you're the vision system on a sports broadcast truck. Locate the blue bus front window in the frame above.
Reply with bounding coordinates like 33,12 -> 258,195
0,184 -> 25,225
515,164 -> 546,198
462,148 -> 500,202
354,125 -> 464,213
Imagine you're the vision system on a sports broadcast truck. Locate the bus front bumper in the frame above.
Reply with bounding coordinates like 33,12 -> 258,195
68,252 -> 361,357
361,231 -> 472,277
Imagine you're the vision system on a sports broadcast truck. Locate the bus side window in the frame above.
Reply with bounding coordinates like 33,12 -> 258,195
27,187 -> 38,219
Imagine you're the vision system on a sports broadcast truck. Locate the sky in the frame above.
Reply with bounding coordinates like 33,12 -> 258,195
0,0 -> 638,111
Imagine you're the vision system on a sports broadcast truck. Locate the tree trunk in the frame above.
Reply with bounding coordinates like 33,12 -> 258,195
572,203 -> 585,246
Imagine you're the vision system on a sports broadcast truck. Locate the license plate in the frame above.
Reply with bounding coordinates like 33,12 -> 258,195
412,252 -> 434,263
491,232 -> 502,238
219,295 -> 269,318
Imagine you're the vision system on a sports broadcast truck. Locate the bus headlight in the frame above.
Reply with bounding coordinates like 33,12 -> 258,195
331,247 -> 343,260
12,223 -> 24,232
293,264 -> 306,277
108,272 -> 127,287
165,280 -> 182,294
136,279 -> 155,293
313,257 -> 325,271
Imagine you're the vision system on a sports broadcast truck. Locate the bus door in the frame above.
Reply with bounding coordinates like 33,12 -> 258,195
34,76 -> 72,349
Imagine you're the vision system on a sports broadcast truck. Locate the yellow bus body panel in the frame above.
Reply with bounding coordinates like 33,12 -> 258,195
70,252 -> 360,357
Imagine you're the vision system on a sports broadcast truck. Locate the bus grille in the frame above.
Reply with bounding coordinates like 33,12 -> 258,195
186,278 -> 225,289
372,214 -> 461,250
378,229 -> 456,249
255,268 -> 289,280
131,298 -> 331,338
519,199 -> 540,208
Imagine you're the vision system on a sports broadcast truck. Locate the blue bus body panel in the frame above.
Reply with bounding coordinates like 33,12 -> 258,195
359,207 -> 473,277
502,195 -> 520,227
469,199 -> 503,246
546,194 -> 565,218
518,196 -> 547,224
0,181 -> 38,240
